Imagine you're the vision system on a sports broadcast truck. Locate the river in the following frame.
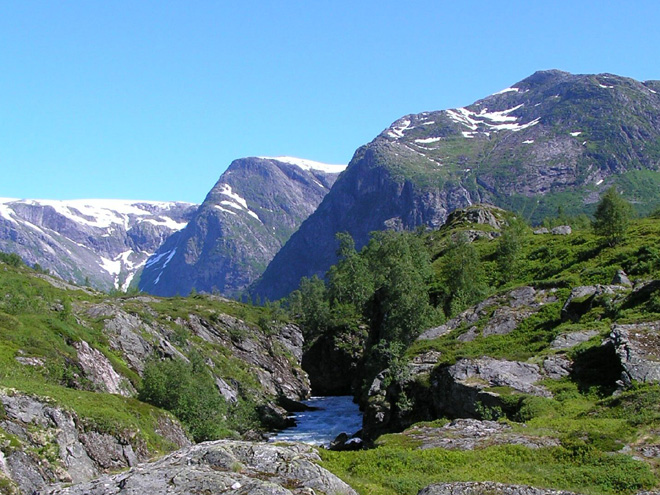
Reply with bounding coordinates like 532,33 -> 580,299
269,396 -> 363,447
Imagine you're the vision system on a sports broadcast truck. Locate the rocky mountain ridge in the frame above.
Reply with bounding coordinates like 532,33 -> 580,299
139,156 -> 344,298
252,70 -> 660,301
0,199 -> 197,291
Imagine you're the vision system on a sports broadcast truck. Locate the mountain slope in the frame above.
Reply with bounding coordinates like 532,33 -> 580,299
0,198 -> 196,290
139,157 -> 345,298
252,70 -> 660,301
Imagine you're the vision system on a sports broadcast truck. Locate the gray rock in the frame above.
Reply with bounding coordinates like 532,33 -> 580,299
419,481 -> 580,495
543,355 -> 573,379
74,340 -> 134,396
609,322 -> 660,385
612,269 -> 632,286
0,390 -> 190,492
419,287 -> 557,342
6,450 -> 52,494
533,228 -> 549,234
431,357 -> 550,419
561,285 -> 627,321
550,329 -> 599,350
550,225 -> 572,235
40,441 -> 357,495
404,419 -> 559,451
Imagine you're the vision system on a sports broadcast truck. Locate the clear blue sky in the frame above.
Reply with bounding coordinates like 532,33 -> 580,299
1,1 -> 659,203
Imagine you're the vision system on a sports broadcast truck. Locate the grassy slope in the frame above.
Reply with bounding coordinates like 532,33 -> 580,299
0,260 -> 285,457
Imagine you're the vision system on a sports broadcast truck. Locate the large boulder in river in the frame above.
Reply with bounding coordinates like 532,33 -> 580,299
41,440 -> 357,495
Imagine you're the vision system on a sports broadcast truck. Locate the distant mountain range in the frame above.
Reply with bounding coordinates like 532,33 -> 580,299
251,70 -> 660,301
138,156 -> 345,297
3,70 -> 660,300
0,199 -> 196,290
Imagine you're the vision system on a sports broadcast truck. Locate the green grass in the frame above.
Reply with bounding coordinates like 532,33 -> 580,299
320,443 -> 656,495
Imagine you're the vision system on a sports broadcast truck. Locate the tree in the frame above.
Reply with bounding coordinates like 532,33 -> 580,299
327,232 -> 373,312
592,187 -> 632,246
441,233 -> 487,316
496,217 -> 528,283
364,231 -> 437,346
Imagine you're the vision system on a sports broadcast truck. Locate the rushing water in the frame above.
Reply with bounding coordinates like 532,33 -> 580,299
269,396 -> 363,447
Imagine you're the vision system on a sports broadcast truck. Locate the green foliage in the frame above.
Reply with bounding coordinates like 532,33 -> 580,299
138,357 -> 231,442
440,233 -> 487,316
365,231 -> 438,346
496,218 -> 529,282
593,187 -> 633,246
320,443 -> 656,495
0,252 -> 24,268
327,232 -> 374,311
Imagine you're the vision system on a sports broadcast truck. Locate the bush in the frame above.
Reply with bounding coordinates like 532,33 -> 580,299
139,357 -> 229,442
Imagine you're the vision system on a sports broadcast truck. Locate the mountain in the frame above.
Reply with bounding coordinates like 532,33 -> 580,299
138,156 -> 345,298
252,70 -> 660,301
0,198 -> 197,290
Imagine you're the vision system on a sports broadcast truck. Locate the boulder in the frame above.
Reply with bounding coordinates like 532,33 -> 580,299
550,329 -> 600,350
612,269 -> 632,286
41,440 -> 357,495
550,225 -> 572,235
431,357 -> 551,419
402,419 -> 559,451
609,322 -> 660,385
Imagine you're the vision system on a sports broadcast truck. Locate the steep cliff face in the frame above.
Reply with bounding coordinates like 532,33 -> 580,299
139,157 -> 344,298
0,199 -> 197,291
252,71 -> 660,301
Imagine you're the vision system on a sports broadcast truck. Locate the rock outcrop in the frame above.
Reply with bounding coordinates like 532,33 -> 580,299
401,418 -> 559,451
40,440 -> 357,495
609,321 -> 660,385
419,482 -> 584,495
0,389 -> 190,494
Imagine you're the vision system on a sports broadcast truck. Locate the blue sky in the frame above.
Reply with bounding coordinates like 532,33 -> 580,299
1,1 -> 659,203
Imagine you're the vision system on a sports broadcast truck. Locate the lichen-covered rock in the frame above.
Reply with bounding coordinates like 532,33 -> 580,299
418,286 -> 557,342
0,390 -> 189,493
402,419 -> 559,451
609,321 -> 660,385
40,441 -> 357,495
74,341 -> 135,396
550,329 -> 600,350
419,482 -> 581,495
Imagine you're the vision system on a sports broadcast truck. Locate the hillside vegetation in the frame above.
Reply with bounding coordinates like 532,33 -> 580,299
0,252 -> 308,493
288,202 -> 660,495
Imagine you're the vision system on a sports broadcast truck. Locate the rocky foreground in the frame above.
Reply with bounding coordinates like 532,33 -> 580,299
39,441 -> 356,495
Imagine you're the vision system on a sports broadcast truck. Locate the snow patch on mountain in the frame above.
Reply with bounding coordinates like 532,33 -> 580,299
492,87 -> 520,95
446,105 -> 540,134
260,156 -> 347,174
218,184 -> 262,222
